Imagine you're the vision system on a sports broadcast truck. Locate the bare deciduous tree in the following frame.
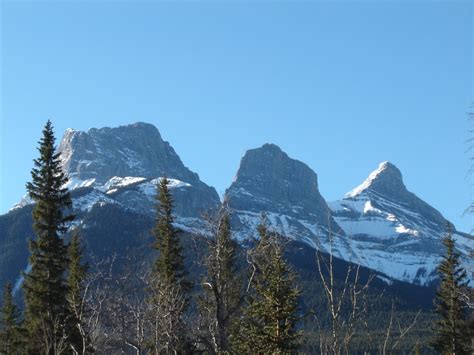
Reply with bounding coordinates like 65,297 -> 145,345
315,224 -> 373,354
147,276 -> 188,355
381,301 -> 421,354
314,213 -> 421,354
38,313 -> 69,355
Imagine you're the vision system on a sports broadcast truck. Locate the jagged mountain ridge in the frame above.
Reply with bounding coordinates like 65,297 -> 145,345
2,122 -> 473,287
227,147 -> 473,285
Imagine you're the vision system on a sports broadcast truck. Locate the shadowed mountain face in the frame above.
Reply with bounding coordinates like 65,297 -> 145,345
0,123 -> 472,290
227,144 -> 340,228
226,144 -> 345,249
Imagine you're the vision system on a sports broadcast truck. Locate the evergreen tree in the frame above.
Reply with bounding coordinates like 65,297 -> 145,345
431,226 -> 472,354
148,177 -> 191,354
0,283 -> 22,354
23,120 -> 74,354
67,232 -> 92,354
152,177 -> 188,289
199,204 -> 242,354
235,219 -> 302,354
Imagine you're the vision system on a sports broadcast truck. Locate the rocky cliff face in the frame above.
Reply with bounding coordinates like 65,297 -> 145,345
226,144 -> 350,256
19,122 -> 220,220
59,122 -> 203,185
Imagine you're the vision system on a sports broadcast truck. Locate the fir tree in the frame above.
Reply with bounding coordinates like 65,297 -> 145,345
67,232 -> 92,354
152,177 -> 188,289
236,219 -> 302,354
199,204 -> 243,354
431,226 -> 472,354
23,120 -> 74,354
0,283 -> 23,354
148,177 -> 191,354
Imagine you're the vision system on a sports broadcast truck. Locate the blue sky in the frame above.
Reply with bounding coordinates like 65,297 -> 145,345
0,0 -> 472,232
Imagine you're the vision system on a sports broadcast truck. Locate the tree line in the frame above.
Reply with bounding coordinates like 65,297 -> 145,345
0,121 -> 472,354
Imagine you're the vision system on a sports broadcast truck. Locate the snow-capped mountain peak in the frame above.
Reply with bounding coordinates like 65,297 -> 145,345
54,122 -> 221,220
332,161 -> 473,285
346,161 -> 405,198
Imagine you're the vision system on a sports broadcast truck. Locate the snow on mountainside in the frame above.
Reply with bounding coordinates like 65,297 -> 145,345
12,122 -> 220,230
226,144 -> 353,261
226,148 -> 473,286
3,124 -> 473,287
57,123 -> 220,222
330,161 -> 474,285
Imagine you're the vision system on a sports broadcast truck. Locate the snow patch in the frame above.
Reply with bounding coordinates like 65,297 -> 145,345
346,161 -> 391,198
99,176 -> 147,194
73,190 -> 118,212
64,176 -> 96,190
138,178 -> 192,198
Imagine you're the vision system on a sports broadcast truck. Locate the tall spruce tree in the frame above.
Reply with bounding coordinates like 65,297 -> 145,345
23,120 -> 74,354
199,204 -> 242,354
0,283 -> 22,354
431,226 -> 471,354
235,219 -> 301,354
148,177 -> 191,354
152,177 -> 188,288
67,232 -> 92,354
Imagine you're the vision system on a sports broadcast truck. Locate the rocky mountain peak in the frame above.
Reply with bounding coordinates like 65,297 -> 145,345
342,160 -> 449,236
346,161 -> 406,198
227,144 -> 341,234
230,144 -> 319,206
58,122 -> 200,185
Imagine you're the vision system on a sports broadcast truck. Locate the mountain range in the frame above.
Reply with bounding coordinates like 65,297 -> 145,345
1,122 -> 472,289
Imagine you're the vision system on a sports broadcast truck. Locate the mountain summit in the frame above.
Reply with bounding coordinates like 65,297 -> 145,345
55,122 -> 220,218
227,144 -> 345,250
330,161 -> 472,285
346,161 -> 406,198
58,122 -> 201,185
343,161 -> 447,231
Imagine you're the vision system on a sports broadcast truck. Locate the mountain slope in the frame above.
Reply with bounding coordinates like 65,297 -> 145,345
1,124 -> 472,289
226,144 -> 352,259
330,161 -> 473,285
1,122 -> 220,288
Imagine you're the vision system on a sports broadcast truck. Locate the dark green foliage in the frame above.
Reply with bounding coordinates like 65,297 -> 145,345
67,234 -> 88,312
23,120 -> 74,354
67,232 -> 92,354
0,189 -> 454,353
148,177 -> 191,353
199,206 -> 243,354
152,177 -> 189,290
235,220 -> 301,354
0,283 -> 23,354
431,228 -> 472,354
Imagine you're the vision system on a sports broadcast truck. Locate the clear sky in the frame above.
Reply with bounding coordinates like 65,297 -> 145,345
0,0 -> 472,232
